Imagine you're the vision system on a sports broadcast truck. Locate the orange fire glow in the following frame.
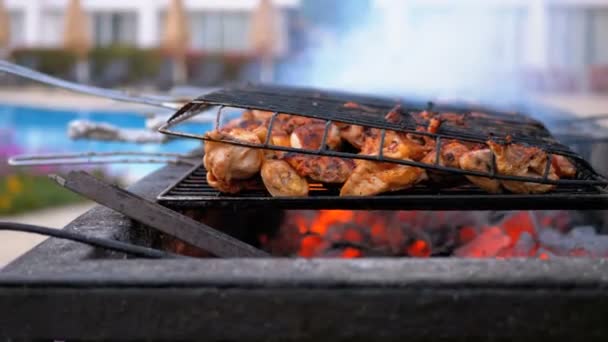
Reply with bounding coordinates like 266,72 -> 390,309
286,210 -> 588,259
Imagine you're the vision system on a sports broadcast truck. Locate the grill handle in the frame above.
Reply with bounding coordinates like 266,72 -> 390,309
8,151 -> 201,167
0,60 -> 184,110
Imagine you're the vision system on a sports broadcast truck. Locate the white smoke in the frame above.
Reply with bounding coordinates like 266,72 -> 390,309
286,1 -> 531,105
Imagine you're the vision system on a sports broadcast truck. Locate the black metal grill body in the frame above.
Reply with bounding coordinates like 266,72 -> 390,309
2,164 -> 608,341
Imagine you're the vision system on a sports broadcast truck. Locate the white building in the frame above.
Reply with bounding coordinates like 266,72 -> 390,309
5,0 -> 608,64
5,0 -> 608,90
5,0 -> 300,53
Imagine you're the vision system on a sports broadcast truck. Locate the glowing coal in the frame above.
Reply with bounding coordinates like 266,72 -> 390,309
260,210 -> 608,259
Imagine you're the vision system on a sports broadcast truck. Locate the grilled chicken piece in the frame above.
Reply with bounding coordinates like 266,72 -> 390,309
340,127 -> 429,196
421,141 -> 471,183
204,129 -> 264,193
278,115 -> 325,134
421,141 -> 471,168
290,123 -> 341,150
552,154 -> 576,178
206,172 -> 263,194
242,109 -> 275,121
261,158 -> 309,197
221,118 -> 268,143
340,160 -> 427,196
361,129 -> 434,161
335,123 -> 366,149
284,154 -> 355,183
459,149 -> 502,193
487,141 -> 557,194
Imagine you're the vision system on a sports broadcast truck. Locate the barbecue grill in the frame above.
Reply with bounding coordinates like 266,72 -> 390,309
157,84 -> 608,210
2,62 -> 608,341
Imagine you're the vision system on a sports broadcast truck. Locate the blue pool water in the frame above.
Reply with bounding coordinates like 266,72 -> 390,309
0,104 -> 210,178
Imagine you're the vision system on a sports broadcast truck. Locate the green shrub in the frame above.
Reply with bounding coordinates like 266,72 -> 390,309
11,49 -> 78,77
89,45 -> 162,83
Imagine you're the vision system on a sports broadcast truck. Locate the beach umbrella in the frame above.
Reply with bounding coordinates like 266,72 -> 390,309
250,0 -> 285,82
63,0 -> 91,82
0,0 -> 11,58
162,0 -> 191,84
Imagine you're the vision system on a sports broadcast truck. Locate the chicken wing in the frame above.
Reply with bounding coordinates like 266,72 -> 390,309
261,158 -> 309,197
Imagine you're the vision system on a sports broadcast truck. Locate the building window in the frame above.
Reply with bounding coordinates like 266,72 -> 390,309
186,11 -> 252,53
589,9 -> 608,65
548,8 -> 589,69
40,11 -> 64,47
8,11 -> 25,47
92,12 -> 137,47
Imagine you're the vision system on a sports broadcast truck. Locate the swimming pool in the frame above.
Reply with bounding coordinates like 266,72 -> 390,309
0,104 -> 210,179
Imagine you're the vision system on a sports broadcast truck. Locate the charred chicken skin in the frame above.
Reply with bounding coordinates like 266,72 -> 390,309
284,154 -> 355,184
290,123 -> 342,150
421,141 -> 473,183
487,141 -> 558,194
341,128 -> 429,196
340,160 -> 427,196
458,149 -> 502,193
334,123 -> 367,149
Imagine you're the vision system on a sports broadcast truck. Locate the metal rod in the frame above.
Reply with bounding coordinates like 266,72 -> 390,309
9,152 -> 200,167
490,151 -> 498,178
434,136 -> 442,166
0,222 -> 184,259
263,112 -> 279,147
543,154 -> 554,181
0,60 -> 183,110
378,129 -> 387,160
318,120 -> 332,152
160,101 -> 577,158
215,105 -> 225,130
50,171 -> 269,258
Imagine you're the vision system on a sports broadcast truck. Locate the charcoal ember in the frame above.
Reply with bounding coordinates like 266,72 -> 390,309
536,247 -> 556,260
538,228 -> 571,256
538,226 -> 608,257
510,232 -> 537,257
570,226 -> 596,238
569,227 -> 608,257
454,226 -> 511,258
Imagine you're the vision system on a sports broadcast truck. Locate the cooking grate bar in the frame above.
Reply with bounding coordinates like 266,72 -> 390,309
157,164 -> 608,210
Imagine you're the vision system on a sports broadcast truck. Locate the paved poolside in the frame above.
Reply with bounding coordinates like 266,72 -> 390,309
0,202 -> 95,268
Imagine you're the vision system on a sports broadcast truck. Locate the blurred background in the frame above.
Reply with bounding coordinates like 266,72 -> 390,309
1,0 -> 608,94
1,0 -> 608,264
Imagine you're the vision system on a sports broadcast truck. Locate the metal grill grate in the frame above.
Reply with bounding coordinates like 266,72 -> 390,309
157,163 -> 608,210
159,84 -> 607,187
